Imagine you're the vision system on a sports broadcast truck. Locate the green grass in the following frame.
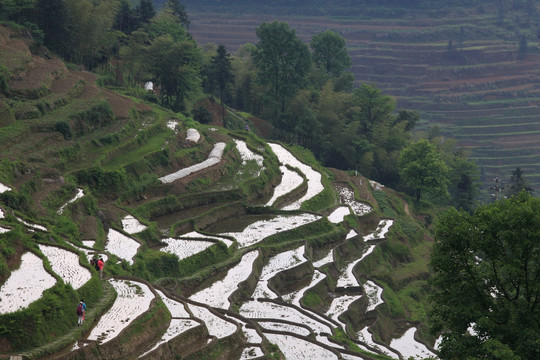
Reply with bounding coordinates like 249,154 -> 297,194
103,130 -> 171,168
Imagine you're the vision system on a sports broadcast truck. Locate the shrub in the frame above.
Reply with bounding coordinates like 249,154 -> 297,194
135,252 -> 179,280
0,65 -> 10,93
373,190 -> 398,218
74,166 -> 126,195
143,93 -> 159,103
23,22 -> 44,46
0,190 -> 30,211
192,105 -> 213,124
71,101 -> 115,136
224,114 -> 244,130
54,121 -> 72,140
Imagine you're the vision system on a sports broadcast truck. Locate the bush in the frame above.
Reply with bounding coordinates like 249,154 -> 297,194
71,101 -> 115,136
0,65 -> 10,93
54,121 -> 73,140
0,190 -> 30,211
192,105 -> 213,124
74,166 -> 126,195
23,22 -> 44,46
143,93 -> 159,103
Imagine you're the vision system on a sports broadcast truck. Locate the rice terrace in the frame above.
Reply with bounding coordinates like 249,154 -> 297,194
0,1 -> 539,360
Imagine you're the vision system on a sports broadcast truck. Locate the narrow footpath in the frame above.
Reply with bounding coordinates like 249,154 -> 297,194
17,280 -> 117,360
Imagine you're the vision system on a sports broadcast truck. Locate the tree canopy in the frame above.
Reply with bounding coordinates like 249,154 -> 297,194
431,192 -> 540,359
507,167 -> 534,197
398,139 -> 449,202
310,30 -> 351,76
252,21 -> 312,126
208,44 -> 234,121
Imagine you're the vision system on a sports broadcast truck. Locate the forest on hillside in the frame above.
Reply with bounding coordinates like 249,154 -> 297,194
0,0 -> 488,210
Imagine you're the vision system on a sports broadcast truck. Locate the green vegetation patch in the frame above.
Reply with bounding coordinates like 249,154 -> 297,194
0,280 -> 87,351
70,101 -> 115,137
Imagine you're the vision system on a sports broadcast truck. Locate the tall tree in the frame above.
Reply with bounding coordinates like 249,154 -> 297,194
353,83 -> 395,135
284,90 -> 322,147
165,0 -> 190,29
35,0 -> 71,56
310,30 -> 351,77
144,12 -> 201,111
209,45 -> 234,123
448,152 -> 478,211
398,139 -> 449,202
507,167 -> 534,196
147,34 -> 200,110
136,0 -> 155,25
113,0 -> 135,34
431,192 -> 540,360
65,0 -> 117,68
252,21 -> 311,127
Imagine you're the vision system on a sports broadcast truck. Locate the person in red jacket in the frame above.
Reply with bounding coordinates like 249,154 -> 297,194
77,301 -> 84,326
97,257 -> 104,280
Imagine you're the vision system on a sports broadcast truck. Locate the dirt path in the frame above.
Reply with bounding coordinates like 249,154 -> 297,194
403,200 -> 411,216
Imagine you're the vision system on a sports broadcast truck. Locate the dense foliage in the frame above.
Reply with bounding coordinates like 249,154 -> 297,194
431,192 -> 540,359
0,0 -> 480,208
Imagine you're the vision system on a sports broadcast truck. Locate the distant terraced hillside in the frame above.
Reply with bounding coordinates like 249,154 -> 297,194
184,3 -> 540,191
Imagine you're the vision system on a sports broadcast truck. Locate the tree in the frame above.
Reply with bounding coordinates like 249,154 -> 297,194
284,90 -> 322,147
448,152 -> 478,211
0,0 -> 35,22
252,21 -> 311,127
431,192 -> 540,360
65,0 -> 118,68
353,83 -> 395,135
136,0 -> 155,25
35,0 -> 71,56
146,33 -> 201,111
113,0 -> 135,34
209,45 -> 234,123
310,30 -> 351,77
398,139 -> 449,202
165,0 -> 190,29
430,136 -> 479,211
507,167 -> 534,197
140,9 -> 201,110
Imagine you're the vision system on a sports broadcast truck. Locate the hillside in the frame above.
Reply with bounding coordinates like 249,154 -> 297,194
182,1 -> 540,192
0,24 -> 437,360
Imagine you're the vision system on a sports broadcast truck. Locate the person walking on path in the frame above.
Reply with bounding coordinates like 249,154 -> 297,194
77,301 -> 84,326
81,299 -> 86,323
97,257 -> 104,279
